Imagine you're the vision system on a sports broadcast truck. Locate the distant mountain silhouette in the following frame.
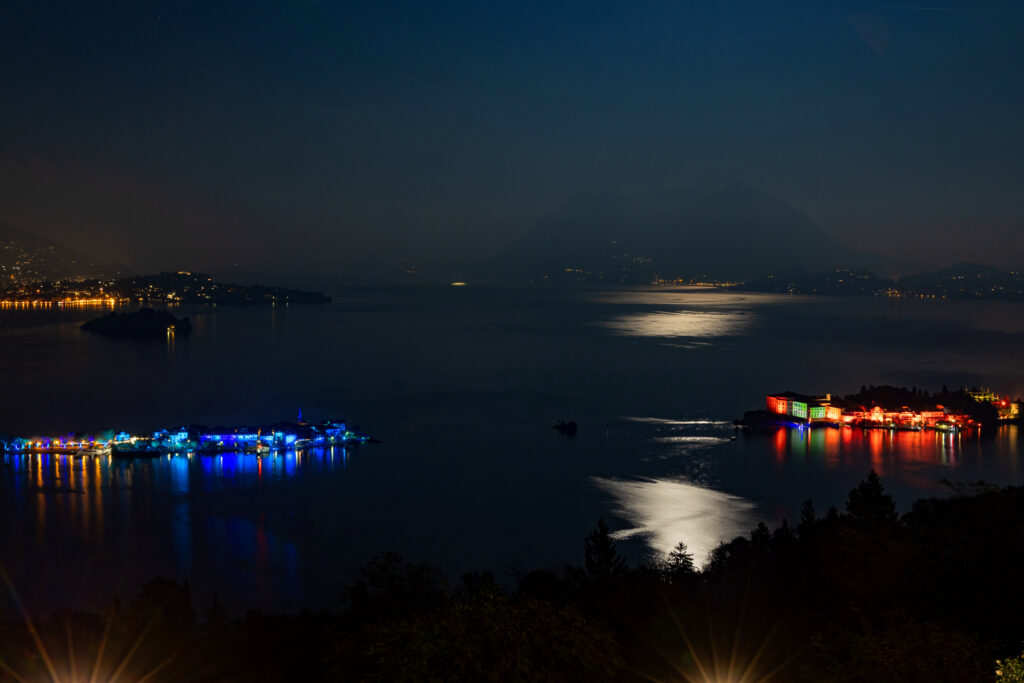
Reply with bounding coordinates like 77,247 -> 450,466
0,222 -> 47,249
0,221 -> 122,280
483,184 -> 912,283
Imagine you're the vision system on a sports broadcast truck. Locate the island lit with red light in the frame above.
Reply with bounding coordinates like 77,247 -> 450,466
737,386 -> 1021,432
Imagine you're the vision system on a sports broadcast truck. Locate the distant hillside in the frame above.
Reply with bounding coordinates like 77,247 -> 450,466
737,263 -> 1024,300
481,184 -> 886,283
0,222 -> 122,281
0,270 -> 331,305
739,268 -> 891,296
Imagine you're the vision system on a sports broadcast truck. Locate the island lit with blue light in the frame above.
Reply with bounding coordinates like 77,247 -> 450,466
0,413 -> 373,457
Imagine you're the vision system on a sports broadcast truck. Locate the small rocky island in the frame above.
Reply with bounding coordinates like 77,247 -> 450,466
81,308 -> 192,339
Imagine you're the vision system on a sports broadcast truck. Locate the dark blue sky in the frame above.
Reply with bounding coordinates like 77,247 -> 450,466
1,0 -> 1022,281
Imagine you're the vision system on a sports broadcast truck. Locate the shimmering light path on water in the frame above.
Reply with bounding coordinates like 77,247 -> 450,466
594,476 -> 759,565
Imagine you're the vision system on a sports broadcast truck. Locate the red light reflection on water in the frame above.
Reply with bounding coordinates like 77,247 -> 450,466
765,424 -> 987,477
867,429 -> 884,466
823,428 -> 840,466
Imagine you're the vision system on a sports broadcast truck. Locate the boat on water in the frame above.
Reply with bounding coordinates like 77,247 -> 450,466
552,419 -> 578,436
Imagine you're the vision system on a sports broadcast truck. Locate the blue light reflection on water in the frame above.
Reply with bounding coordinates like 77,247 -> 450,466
0,448 -> 350,614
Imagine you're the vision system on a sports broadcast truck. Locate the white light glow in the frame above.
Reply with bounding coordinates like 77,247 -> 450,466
592,477 -> 759,566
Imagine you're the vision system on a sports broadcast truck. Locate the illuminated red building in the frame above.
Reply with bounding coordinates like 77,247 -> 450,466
766,392 -> 840,423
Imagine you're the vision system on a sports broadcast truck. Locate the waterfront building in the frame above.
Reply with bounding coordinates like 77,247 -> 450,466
809,405 -> 842,423
966,387 -> 1023,420
152,429 -> 192,450
968,388 -> 1000,403
767,391 -> 809,419
766,392 -> 839,422
765,394 -> 790,416
965,387 -> 1022,421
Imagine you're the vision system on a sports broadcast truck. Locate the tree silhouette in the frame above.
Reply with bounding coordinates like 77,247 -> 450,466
661,541 -> 696,582
201,592 -> 228,634
584,518 -> 627,579
750,521 -> 772,552
799,499 -> 816,528
845,469 -> 898,529
343,551 -> 447,618
772,519 -> 796,550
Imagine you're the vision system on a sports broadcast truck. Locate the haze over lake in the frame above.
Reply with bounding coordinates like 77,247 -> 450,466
1,287 -> 1023,614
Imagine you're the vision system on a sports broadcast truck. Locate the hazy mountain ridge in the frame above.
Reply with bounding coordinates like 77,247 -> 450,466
0,221 -> 123,281
481,184 -> 921,283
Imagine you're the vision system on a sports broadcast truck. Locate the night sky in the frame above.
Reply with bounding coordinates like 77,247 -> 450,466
2,0 -> 1023,282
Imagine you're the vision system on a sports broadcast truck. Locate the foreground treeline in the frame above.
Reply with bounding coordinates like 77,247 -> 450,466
3,472 -> 1024,681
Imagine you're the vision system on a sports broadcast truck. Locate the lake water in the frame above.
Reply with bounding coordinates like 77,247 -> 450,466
1,287 -> 1023,615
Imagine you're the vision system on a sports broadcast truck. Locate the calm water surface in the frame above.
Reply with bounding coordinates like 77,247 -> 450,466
1,287 -> 1023,614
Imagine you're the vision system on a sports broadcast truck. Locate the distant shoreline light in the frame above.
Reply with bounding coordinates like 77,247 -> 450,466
0,298 -> 123,306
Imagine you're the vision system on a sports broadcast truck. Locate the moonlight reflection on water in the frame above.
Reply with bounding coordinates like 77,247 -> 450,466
592,476 -> 759,567
601,310 -> 749,338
